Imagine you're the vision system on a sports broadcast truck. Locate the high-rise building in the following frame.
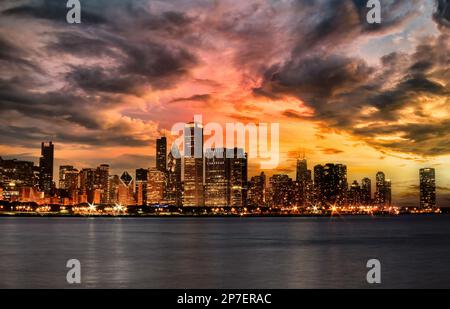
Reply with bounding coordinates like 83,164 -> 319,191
269,174 -> 294,207
204,148 -> 247,207
0,157 -> 38,201
118,171 -> 135,205
147,168 -> 166,205
39,141 -> 54,195
183,122 -> 204,207
135,168 -> 148,206
108,175 -> 120,204
59,165 -> 74,189
248,172 -> 266,207
205,148 -> 229,207
420,168 -> 436,209
96,164 -> 110,204
156,137 -> 167,172
314,163 -> 348,205
313,164 -> 325,204
361,177 -> 372,205
79,168 -> 96,203
58,166 -> 79,203
166,151 -> 182,206
228,148 -> 247,207
295,158 -> 312,206
348,180 -> 362,205
375,172 -> 391,206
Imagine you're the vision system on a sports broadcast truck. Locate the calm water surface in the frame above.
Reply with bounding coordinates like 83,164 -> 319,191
1,215 -> 450,288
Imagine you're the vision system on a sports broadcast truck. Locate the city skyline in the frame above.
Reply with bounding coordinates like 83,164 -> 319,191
0,138 -> 440,209
0,0 -> 449,207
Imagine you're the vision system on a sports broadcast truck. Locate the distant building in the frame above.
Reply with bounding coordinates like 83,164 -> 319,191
59,166 -> 79,203
348,180 -> 362,205
118,171 -> 135,205
147,168 -> 166,205
361,177 -> 372,205
420,168 -> 436,209
228,148 -> 247,208
183,122 -> 204,207
314,163 -> 347,205
295,158 -> 312,206
269,174 -> 294,207
166,151 -> 182,206
375,172 -> 391,206
248,172 -> 266,207
96,164 -> 110,204
39,141 -> 54,195
156,137 -> 167,172
204,148 -> 248,207
108,175 -> 120,204
135,168 -> 149,206
205,148 -> 229,207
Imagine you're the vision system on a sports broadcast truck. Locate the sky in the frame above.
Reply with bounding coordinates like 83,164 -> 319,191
0,0 -> 449,207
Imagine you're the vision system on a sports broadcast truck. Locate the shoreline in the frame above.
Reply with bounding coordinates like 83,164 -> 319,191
0,212 -> 446,218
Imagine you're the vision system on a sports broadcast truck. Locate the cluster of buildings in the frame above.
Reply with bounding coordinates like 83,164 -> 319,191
0,123 -> 438,210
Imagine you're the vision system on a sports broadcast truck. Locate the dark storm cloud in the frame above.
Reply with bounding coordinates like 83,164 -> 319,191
2,0 -> 106,24
289,0 -> 420,56
434,0 -> 450,27
171,94 -> 211,103
256,0 -> 450,157
0,0 -> 199,147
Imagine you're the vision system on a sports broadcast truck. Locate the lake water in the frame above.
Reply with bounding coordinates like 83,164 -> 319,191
1,215 -> 450,288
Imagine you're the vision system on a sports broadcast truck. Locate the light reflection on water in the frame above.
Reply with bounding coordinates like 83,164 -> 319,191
1,215 -> 450,288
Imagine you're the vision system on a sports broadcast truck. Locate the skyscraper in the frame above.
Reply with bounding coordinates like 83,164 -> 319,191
361,177 -> 372,205
348,180 -> 362,205
228,148 -> 247,208
135,168 -> 149,206
420,168 -> 436,209
248,172 -> 266,207
314,163 -> 348,205
166,150 -> 182,206
39,141 -> 54,195
295,158 -> 312,206
147,168 -> 166,205
96,164 -> 110,204
59,165 -> 74,190
375,172 -> 391,206
269,174 -> 294,207
314,164 -> 325,204
183,122 -> 204,207
156,137 -> 167,172
118,171 -> 135,205
205,148 -> 229,207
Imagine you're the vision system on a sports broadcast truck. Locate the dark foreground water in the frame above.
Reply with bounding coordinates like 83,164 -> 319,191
1,215 -> 450,288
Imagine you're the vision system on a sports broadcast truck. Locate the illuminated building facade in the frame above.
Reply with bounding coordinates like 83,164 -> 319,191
147,168 -> 166,205
375,172 -> 391,206
205,148 -> 229,207
361,177 -> 372,205
420,168 -> 436,209
156,137 -> 167,172
39,141 -> 54,195
269,174 -> 294,207
248,172 -> 266,207
183,122 -> 204,207
166,151 -> 182,206
135,168 -> 148,206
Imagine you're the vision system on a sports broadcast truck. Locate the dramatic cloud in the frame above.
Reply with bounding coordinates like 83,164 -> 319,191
257,0 -> 450,157
0,0 -> 449,207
